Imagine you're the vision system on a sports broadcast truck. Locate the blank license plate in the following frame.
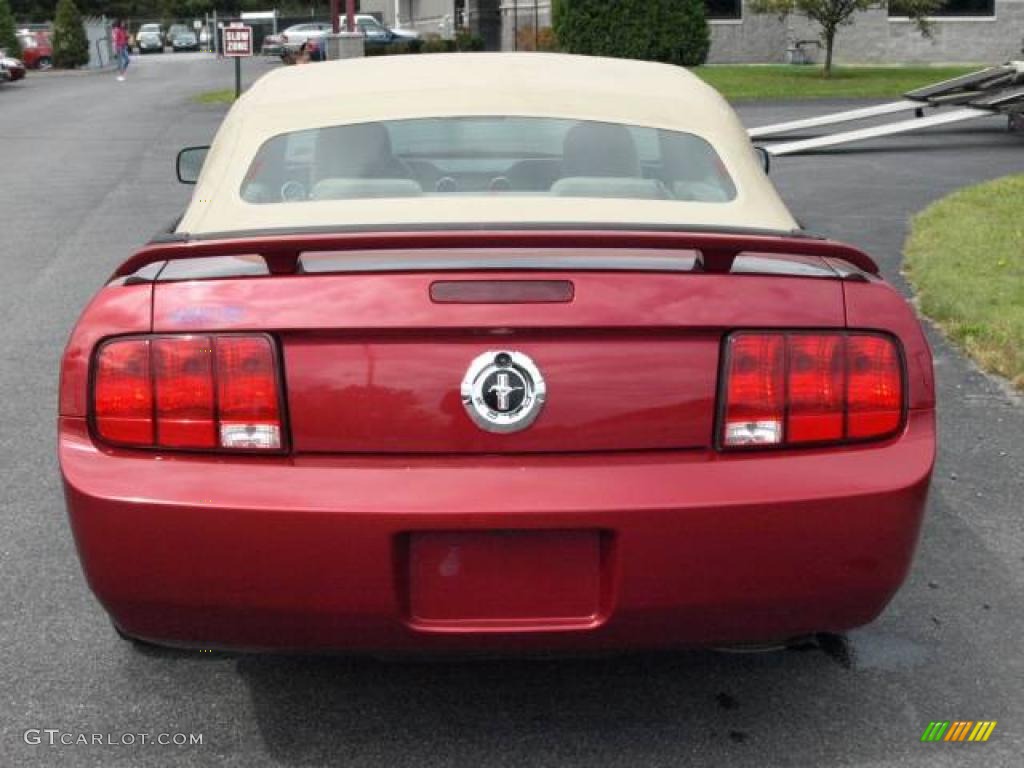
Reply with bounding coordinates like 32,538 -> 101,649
408,530 -> 602,627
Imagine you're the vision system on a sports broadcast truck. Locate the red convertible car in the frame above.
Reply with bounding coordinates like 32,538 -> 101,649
60,54 -> 935,653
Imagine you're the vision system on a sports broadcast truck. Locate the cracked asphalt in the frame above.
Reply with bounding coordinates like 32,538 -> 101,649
0,53 -> 1021,767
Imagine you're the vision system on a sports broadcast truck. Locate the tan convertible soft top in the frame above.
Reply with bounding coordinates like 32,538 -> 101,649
179,53 -> 798,235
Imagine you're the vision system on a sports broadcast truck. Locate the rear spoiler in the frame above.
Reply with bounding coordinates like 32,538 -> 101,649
115,227 -> 879,280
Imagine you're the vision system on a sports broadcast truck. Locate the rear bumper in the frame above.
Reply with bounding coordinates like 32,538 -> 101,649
60,412 -> 934,652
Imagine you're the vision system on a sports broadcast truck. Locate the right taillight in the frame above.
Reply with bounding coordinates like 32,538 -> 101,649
845,334 -> 902,439
719,331 -> 904,449
92,334 -> 285,452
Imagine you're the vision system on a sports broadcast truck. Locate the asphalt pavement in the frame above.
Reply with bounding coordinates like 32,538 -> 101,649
0,53 -> 1022,767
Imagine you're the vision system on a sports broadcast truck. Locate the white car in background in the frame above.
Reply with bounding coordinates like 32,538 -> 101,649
135,23 -> 164,53
279,22 -> 333,52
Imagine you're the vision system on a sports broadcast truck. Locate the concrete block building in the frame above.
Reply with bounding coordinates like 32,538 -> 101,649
707,0 -> 1023,64
360,0 -> 1023,63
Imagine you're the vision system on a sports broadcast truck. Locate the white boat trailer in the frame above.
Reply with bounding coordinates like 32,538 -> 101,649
750,62 -> 1024,156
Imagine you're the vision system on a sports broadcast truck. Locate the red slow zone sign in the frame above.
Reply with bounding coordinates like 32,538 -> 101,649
223,25 -> 253,57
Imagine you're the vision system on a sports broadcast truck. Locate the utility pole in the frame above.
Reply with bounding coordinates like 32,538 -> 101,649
513,0 -> 518,51
330,0 -> 356,33
533,0 -> 538,50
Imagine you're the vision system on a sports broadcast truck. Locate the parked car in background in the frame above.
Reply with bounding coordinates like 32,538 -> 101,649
166,24 -> 189,42
279,22 -> 332,53
386,22 -> 420,41
16,30 -> 52,69
0,51 -> 26,81
135,24 -> 164,53
61,54 -> 935,653
345,14 -> 420,47
0,60 -> 10,84
261,33 -> 284,56
170,29 -> 199,52
280,16 -> 418,58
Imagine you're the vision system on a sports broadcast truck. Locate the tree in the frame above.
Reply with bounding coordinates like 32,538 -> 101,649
750,0 -> 944,77
0,0 -> 20,59
553,0 -> 710,68
51,0 -> 89,69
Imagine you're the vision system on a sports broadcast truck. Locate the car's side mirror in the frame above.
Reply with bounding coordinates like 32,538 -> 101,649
176,146 -> 210,184
754,146 -> 771,175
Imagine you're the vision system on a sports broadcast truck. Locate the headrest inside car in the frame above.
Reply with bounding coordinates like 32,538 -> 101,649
550,177 -> 669,200
561,122 -> 641,178
311,179 -> 424,200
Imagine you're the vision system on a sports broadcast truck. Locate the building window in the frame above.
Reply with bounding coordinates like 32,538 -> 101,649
889,0 -> 995,16
706,0 -> 742,20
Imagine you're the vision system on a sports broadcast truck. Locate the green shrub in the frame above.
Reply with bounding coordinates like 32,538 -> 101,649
667,0 -> 710,66
364,39 -> 422,56
553,0 -> 709,66
51,0 -> 89,68
454,27 -> 485,51
420,35 -> 455,54
0,0 -> 20,59
364,33 -> 480,57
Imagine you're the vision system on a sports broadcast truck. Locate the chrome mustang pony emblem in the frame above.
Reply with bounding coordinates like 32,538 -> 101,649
487,371 -> 525,412
461,350 -> 546,433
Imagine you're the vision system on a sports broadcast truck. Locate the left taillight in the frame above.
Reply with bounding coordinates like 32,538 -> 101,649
718,330 -> 904,450
93,339 -> 154,446
91,334 -> 285,452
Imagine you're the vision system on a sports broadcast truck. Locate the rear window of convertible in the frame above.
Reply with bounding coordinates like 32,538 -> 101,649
239,116 -> 737,205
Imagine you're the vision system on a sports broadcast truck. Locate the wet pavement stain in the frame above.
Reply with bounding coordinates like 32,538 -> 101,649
815,633 -> 855,669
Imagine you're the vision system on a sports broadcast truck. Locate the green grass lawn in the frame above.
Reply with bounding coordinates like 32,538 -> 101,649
693,65 -> 980,101
194,88 -> 236,104
904,175 -> 1024,390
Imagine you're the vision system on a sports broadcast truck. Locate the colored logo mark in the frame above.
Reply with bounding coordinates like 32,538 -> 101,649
921,721 -> 997,742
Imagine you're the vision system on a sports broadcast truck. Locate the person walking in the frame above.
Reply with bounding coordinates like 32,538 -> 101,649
112,21 -> 129,81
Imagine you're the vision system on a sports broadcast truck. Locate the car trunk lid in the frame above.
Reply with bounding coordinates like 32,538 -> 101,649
150,242 -> 848,454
